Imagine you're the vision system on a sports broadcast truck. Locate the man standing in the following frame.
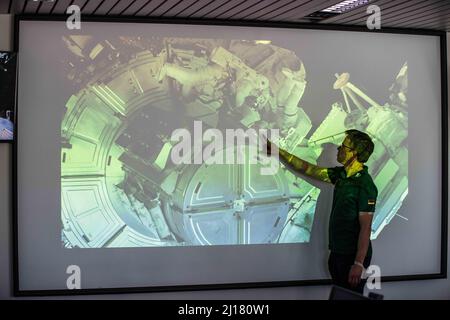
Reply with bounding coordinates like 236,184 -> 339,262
267,129 -> 378,294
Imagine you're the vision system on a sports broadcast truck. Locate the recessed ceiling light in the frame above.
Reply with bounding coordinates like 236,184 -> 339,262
320,0 -> 372,14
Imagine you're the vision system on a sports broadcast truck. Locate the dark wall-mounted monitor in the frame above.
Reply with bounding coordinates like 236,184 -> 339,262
0,51 -> 16,142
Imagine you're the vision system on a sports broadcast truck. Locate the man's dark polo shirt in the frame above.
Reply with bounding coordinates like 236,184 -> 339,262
327,165 -> 378,257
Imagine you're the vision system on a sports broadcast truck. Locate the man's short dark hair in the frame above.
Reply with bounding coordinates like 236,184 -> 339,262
345,129 -> 374,163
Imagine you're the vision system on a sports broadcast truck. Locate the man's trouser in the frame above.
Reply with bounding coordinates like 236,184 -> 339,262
328,252 -> 372,294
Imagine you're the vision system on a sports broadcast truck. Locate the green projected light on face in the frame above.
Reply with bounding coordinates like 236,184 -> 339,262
339,142 -> 354,151
60,36 -> 408,248
337,137 -> 355,165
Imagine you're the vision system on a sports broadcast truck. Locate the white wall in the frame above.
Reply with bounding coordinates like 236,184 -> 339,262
0,14 -> 448,299
0,13 -> 14,300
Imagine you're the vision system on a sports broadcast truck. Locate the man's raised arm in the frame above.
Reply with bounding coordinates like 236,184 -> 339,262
267,140 -> 331,183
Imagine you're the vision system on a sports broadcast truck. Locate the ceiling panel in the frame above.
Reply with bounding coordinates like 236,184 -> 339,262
187,0 -> 230,18
134,0 -> 172,16
217,0 -> 275,20
240,0 -> 294,20
158,0 -> 198,16
255,0 -> 311,21
36,0 -> 60,14
52,0 -> 74,14
364,0 -> 446,26
23,0 -> 40,13
232,0 -> 293,20
147,0 -> 186,17
105,0 -> 134,15
200,0 -> 249,19
9,0 -> 25,14
415,13 -> 450,27
82,0 -> 105,15
0,0 -> 11,13
118,0 -> 148,16
337,0 -> 450,27
388,4 -> 450,28
213,0 -> 261,20
93,0 -> 120,15
173,0 -> 215,18
5,0 -> 450,31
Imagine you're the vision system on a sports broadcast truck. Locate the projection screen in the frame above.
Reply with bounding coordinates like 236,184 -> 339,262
14,18 -> 447,294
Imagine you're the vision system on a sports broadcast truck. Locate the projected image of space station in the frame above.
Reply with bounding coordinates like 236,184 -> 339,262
60,36 -> 408,248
